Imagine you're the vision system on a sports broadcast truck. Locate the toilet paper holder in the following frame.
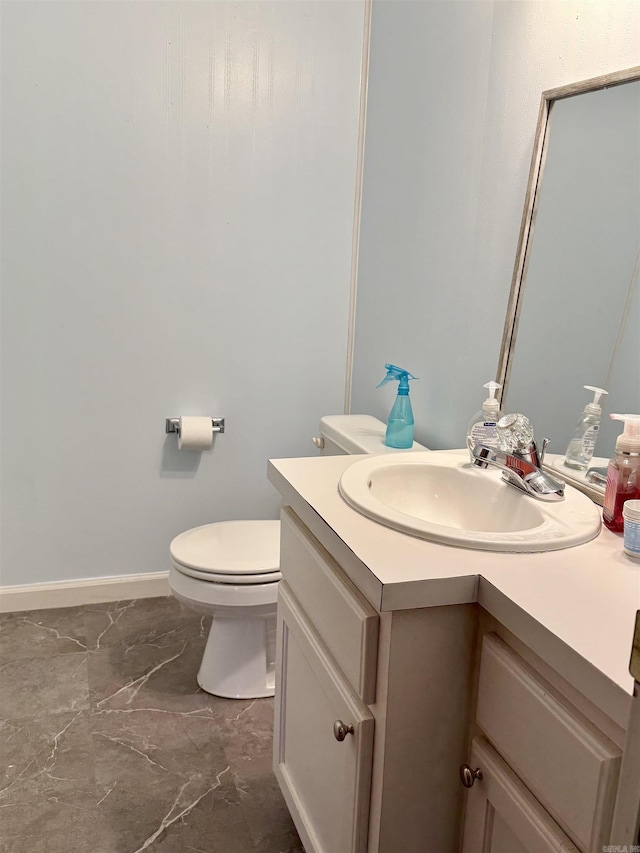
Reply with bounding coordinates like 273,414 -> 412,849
165,417 -> 225,436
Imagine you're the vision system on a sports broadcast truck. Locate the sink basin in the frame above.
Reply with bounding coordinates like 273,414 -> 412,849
338,452 -> 601,552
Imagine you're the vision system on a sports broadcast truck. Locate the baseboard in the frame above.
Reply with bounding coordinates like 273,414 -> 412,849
0,571 -> 171,613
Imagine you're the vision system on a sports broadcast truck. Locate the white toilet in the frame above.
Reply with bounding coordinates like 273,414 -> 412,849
169,520 -> 281,699
168,414 -> 426,699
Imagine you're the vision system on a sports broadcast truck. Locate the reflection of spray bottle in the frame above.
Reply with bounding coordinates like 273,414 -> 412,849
377,364 -> 418,449
466,381 -> 503,458
564,386 -> 608,470
603,414 -> 640,533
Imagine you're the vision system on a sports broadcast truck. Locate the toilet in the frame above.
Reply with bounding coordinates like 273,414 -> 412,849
169,520 -> 281,699
168,414 -> 426,699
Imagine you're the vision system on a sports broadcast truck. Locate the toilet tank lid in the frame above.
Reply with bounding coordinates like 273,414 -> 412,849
320,414 -> 427,454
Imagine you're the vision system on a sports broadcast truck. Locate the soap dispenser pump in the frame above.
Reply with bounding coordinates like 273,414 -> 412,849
377,364 -> 418,449
564,385 -> 608,470
466,381 -> 503,458
603,413 -> 640,533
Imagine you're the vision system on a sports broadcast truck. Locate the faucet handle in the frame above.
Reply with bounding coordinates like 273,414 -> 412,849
539,437 -> 550,465
497,413 -> 535,452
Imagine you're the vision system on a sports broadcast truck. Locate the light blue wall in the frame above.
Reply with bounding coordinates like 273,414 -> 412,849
352,1 -> 494,449
0,1 -> 366,587
352,0 -> 640,450
2,0 -> 638,590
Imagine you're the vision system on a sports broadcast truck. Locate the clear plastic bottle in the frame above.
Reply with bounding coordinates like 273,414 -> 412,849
377,364 -> 418,449
564,386 -> 608,470
603,414 -> 640,533
466,381 -> 503,459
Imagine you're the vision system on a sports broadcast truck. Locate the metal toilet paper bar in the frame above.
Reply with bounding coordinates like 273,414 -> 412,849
165,417 -> 225,436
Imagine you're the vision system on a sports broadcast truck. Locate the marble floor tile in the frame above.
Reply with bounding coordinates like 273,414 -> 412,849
0,652 -> 90,720
0,710 -> 105,853
0,596 -> 303,853
85,599 -> 218,717
0,607 -> 87,661
92,710 -> 253,853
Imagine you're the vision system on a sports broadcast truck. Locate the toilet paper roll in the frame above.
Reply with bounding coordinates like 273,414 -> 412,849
178,416 -> 214,451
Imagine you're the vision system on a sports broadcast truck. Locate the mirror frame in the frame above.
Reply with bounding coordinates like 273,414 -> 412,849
496,65 -> 640,403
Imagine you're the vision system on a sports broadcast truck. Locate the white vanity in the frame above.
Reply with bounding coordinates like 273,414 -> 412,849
268,452 -> 640,853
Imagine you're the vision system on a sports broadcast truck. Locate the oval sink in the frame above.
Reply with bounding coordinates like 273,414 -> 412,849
338,452 -> 601,552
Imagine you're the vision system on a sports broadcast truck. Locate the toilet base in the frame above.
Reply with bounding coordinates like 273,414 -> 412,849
198,606 -> 276,699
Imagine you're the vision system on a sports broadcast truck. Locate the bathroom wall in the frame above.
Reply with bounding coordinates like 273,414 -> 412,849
351,0 -> 640,449
0,1 -> 366,589
2,0 -> 637,595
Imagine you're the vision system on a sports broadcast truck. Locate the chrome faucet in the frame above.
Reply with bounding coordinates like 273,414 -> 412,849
471,413 -> 565,502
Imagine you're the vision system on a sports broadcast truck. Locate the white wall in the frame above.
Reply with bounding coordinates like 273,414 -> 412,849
0,1 -> 366,587
351,0 -> 640,449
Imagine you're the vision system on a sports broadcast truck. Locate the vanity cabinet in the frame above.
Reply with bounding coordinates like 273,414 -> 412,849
269,456 -> 640,853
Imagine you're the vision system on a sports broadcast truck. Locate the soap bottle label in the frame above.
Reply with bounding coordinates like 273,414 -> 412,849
470,420 -> 498,447
582,424 -> 599,454
624,517 -> 640,557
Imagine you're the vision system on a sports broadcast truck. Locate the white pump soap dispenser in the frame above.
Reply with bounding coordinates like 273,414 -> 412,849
564,385 -> 608,470
466,381 -> 503,458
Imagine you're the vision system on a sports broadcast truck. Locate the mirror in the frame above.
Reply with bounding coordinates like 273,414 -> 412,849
498,66 -> 640,498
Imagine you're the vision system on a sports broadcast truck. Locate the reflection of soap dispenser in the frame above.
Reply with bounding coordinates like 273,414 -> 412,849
466,381 -> 503,458
377,364 -> 418,449
564,386 -> 608,470
603,414 -> 640,533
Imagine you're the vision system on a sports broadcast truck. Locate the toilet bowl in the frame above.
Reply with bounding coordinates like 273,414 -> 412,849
169,520 -> 281,699
168,415 -> 427,700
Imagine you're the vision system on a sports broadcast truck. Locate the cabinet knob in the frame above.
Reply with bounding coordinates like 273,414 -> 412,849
459,764 -> 483,788
333,720 -> 355,742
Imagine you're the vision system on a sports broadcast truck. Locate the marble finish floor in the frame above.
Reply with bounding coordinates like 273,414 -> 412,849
0,596 -> 304,853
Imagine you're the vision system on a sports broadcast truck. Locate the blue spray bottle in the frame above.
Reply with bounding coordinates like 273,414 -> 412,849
377,364 -> 418,448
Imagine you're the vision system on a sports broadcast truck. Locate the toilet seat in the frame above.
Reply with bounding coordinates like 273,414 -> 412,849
170,566 -> 280,609
170,520 -> 281,585
171,561 -> 281,585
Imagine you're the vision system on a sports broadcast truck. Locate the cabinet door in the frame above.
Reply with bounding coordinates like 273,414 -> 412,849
461,738 -> 579,853
273,583 -> 374,853
476,633 -> 620,851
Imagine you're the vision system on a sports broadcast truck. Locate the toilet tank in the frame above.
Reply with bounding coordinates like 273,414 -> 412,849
314,414 -> 427,455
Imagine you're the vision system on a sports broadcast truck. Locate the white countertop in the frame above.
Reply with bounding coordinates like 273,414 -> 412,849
268,452 -> 640,715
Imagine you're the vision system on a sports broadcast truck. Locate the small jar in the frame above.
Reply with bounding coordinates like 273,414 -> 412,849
622,500 -> 640,559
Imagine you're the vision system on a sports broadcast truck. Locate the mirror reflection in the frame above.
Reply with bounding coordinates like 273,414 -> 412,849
499,69 -> 640,493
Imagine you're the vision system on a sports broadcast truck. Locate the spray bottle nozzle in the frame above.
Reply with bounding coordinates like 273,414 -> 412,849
376,364 -> 418,395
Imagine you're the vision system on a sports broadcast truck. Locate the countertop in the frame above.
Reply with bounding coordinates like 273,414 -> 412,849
268,451 -> 640,722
